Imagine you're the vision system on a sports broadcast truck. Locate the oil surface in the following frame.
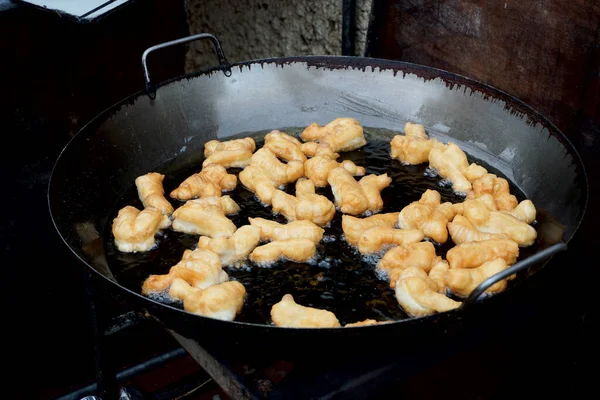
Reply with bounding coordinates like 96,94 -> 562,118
104,128 -> 537,326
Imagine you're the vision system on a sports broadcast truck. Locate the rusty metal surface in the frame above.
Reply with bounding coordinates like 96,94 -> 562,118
367,0 -> 600,137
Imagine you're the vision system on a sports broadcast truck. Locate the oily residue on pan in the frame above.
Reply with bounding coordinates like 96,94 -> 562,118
104,128 -> 539,326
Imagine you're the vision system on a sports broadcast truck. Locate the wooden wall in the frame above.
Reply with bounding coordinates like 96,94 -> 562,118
366,0 -> 600,139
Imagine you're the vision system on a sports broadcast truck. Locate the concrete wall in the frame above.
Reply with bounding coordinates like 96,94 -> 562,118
184,0 -> 372,72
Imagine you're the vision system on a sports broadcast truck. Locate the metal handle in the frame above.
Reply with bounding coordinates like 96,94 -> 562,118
461,242 -> 568,308
142,33 -> 232,99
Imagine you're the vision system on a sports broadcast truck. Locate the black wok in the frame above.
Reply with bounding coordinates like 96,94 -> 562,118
48,34 -> 588,358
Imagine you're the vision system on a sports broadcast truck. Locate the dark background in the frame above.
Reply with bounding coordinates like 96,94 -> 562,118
2,0 -> 598,398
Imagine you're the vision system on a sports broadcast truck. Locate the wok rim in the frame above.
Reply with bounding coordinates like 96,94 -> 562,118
47,55 -> 589,331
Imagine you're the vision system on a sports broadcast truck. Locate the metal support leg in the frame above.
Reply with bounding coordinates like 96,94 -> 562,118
83,268 -> 119,400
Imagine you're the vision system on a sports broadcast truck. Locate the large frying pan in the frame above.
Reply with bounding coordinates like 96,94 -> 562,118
49,34 -> 587,357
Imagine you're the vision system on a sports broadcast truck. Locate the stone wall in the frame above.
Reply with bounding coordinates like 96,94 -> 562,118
184,0 -> 372,72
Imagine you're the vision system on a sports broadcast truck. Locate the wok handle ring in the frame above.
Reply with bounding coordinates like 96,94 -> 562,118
142,33 -> 232,99
460,242 -> 568,308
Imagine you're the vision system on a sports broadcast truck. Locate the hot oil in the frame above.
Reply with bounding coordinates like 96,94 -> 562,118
104,128 -> 534,326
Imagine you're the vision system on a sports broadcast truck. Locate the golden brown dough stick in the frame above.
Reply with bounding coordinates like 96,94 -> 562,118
390,135 -> 434,165
389,255 -> 449,289
398,189 -> 440,229
171,196 -> 240,237
398,189 -> 456,243
427,258 -> 450,292
378,241 -> 437,273
203,137 -> 256,168
271,294 -> 341,328
271,190 -> 299,222
419,202 -> 457,244
428,141 -> 487,193
394,267 -> 461,317
135,172 -> 174,216
428,141 -> 472,192
141,249 -> 227,294
501,200 -> 536,224
300,117 -> 367,156
328,167 -> 368,215
340,160 -> 366,176
404,122 -> 428,138
342,213 -> 399,246
302,144 -> 342,187
238,165 -> 278,205
447,214 -> 508,244
390,122 -> 434,165
112,206 -> 171,253
296,178 -> 337,226
328,168 -> 390,215
358,174 -> 392,214
248,217 -> 324,244
446,239 -> 519,269
464,163 -> 488,182
170,164 -> 237,200
357,227 -> 424,254
197,225 -> 261,267
304,144 -> 365,187
446,258 -> 509,297
462,199 -> 537,246
467,173 -> 518,211
452,193 -> 497,215
264,130 -> 307,162
169,278 -> 245,321
271,179 -> 336,227
250,148 -> 304,187
249,239 -> 317,264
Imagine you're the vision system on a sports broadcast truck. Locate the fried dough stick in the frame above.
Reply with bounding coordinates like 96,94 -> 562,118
271,294 -> 341,327
238,148 -> 304,205
378,242 -> 438,273
250,148 -> 304,187
328,167 -> 391,215
447,214 -> 509,244
462,199 -> 537,246
446,239 -> 519,269
142,249 -> 228,294
501,200 -> 536,223
170,164 -> 237,200
428,141 -> 487,193
446,258 -> 509,297
249,239 -> 316,264
394,267 -> 461,317
467,173 -> 518,211
169,278 -> 245,321
271,178 -> 336,226
342,212 -> 399,246
197,225 -> 261,267
238,165 -> 278,205
304,144 -> 365,187
398,189 -> 457,243
135,172 -> 174,216
300,117 -> 367,156
171,196 -> 240,237
203,137 -> 256,168
357,227 -> 424,254
264,130 -> 307,162
248,217 -> 324,243
390,122 -> 434,165
112,206 -> 171,252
